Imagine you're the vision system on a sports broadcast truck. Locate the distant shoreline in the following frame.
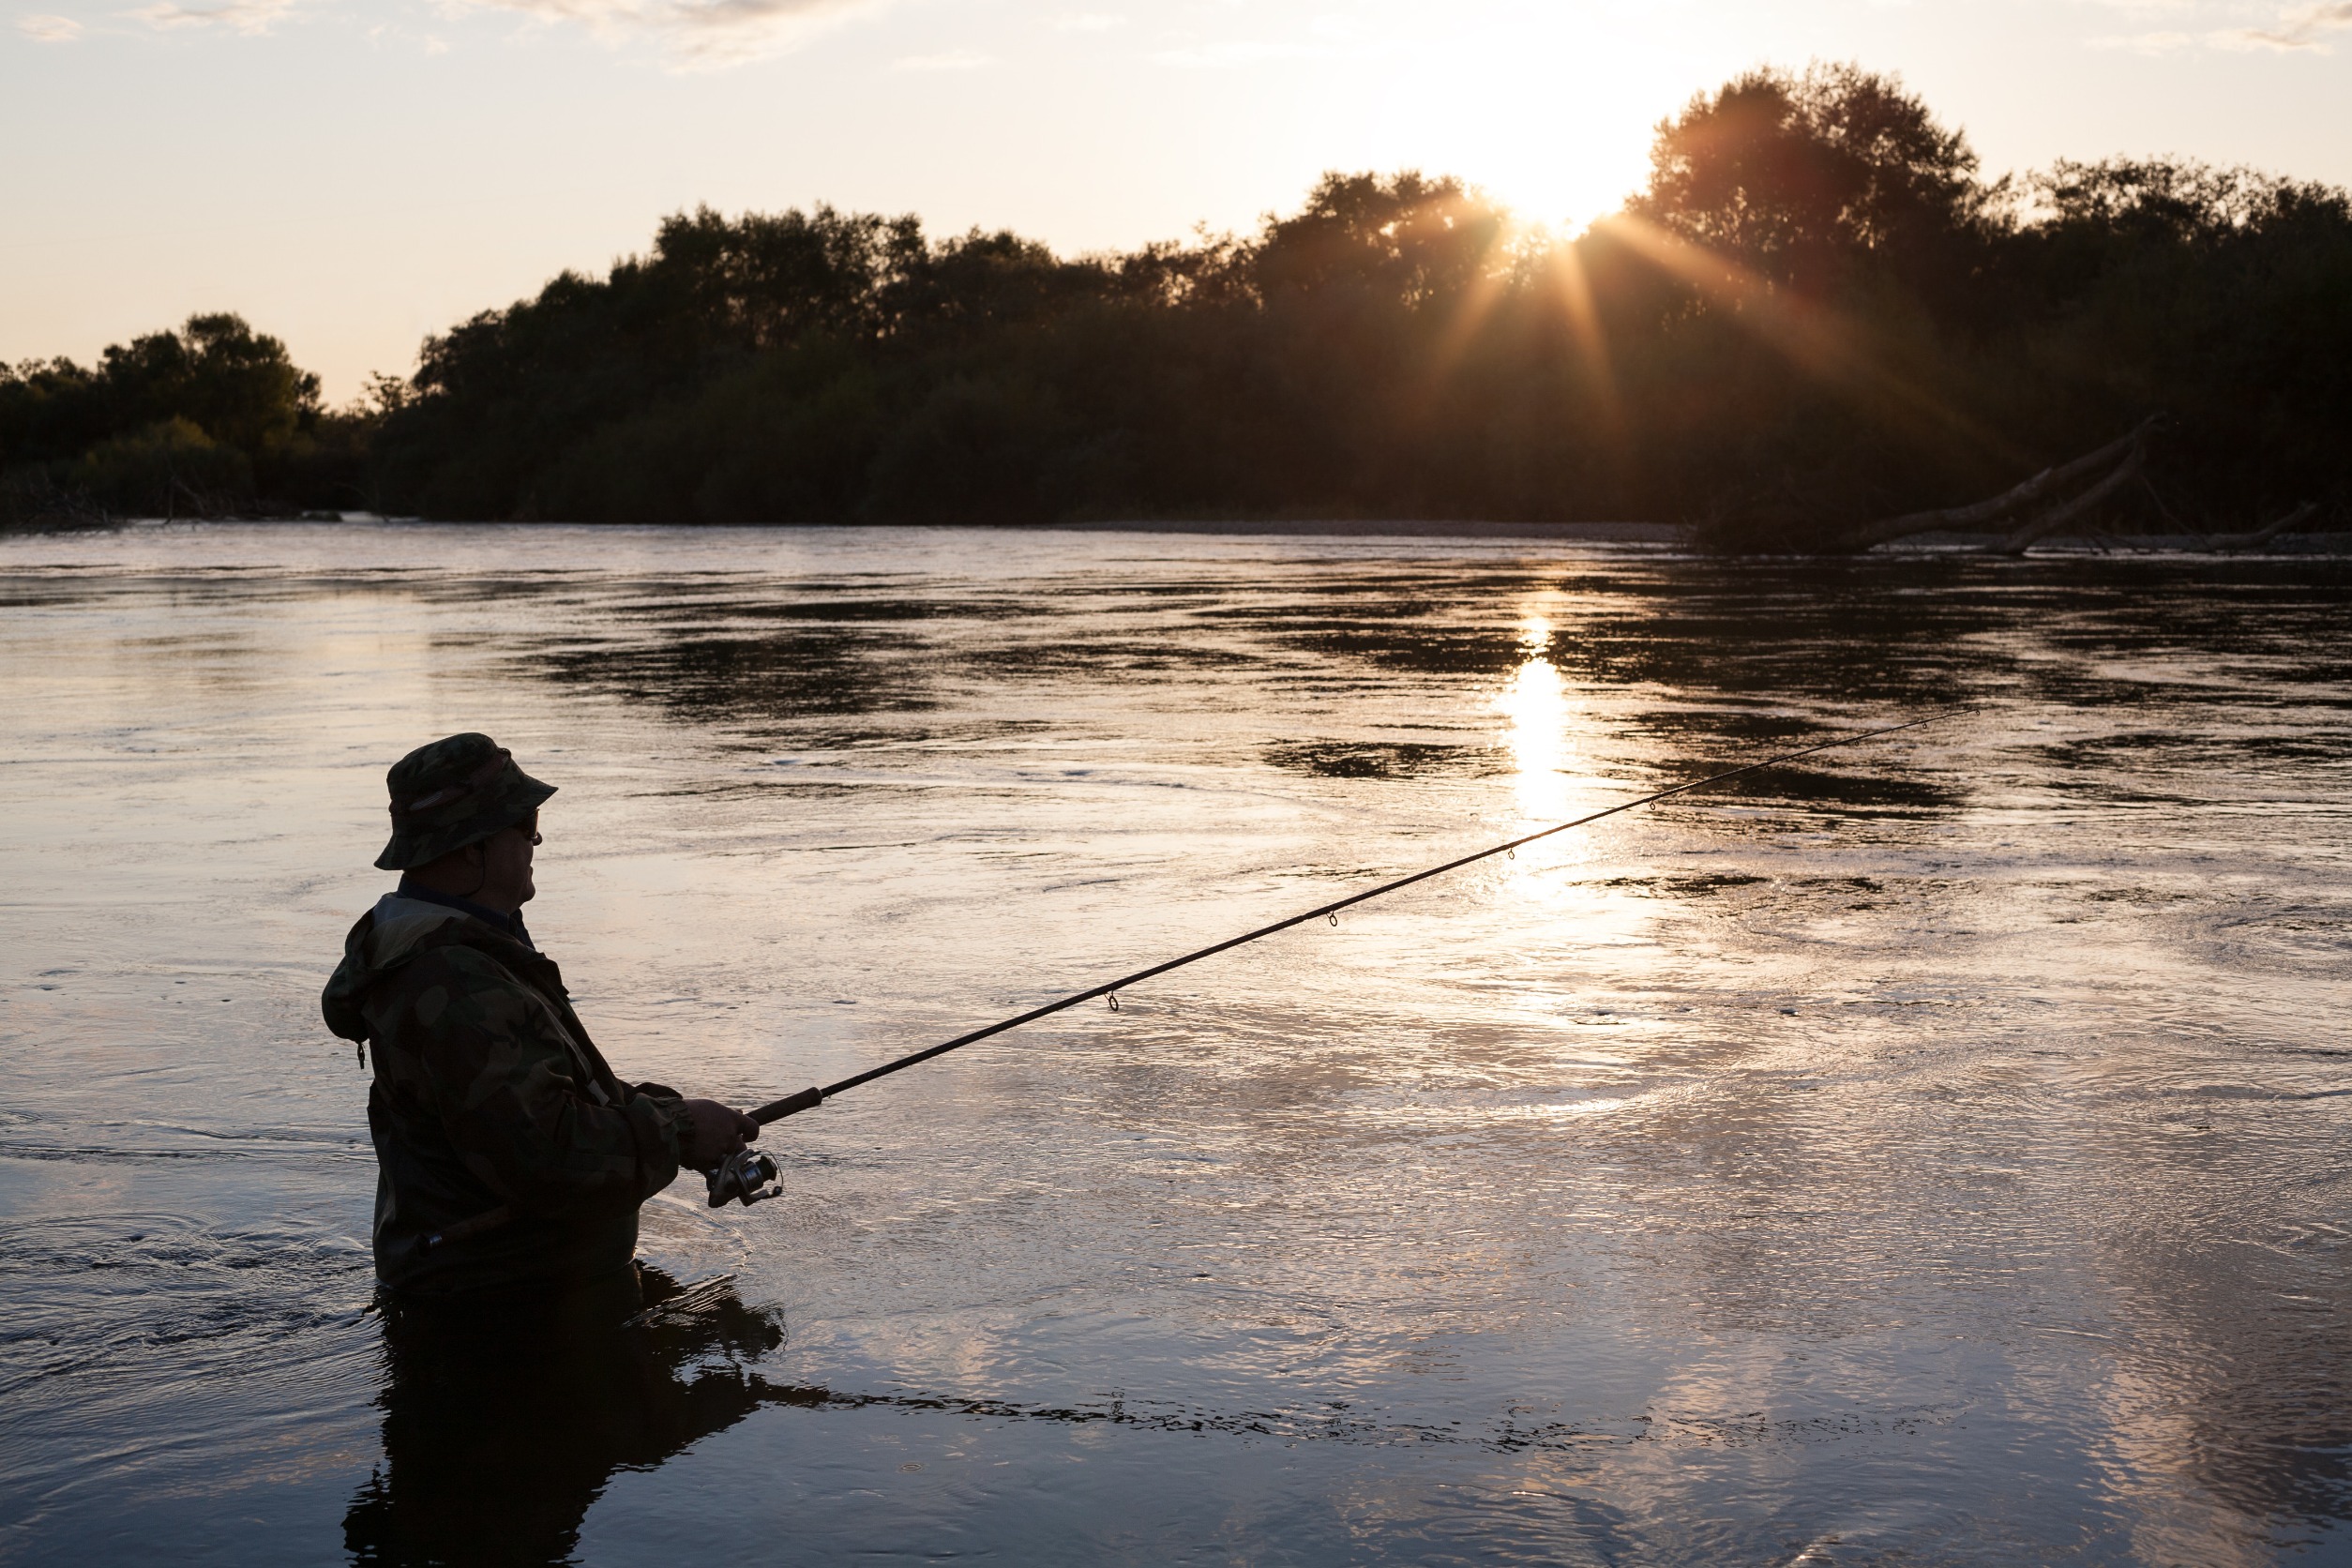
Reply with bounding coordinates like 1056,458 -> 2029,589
1044,520 -> 1690,543
9,515 -> 2347,555
1037,518 -> 2352,553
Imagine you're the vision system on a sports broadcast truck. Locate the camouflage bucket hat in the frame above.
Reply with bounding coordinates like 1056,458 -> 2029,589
374,732 -> 557,871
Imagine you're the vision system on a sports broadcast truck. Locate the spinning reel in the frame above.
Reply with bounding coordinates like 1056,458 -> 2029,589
704,1146 -> 783,1208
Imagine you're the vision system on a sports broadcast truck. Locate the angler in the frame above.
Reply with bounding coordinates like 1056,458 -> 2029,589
321,732 -> 759,1301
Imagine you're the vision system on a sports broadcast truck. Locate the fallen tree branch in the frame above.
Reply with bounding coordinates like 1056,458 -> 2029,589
2136,473 -> 2186,533
1987,443 -> 2147,556
1847,416 -> 2162,550
2207,501 -> 2319,552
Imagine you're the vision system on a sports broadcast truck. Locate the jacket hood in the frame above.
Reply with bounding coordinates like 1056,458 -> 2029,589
321,894 -> 481,1043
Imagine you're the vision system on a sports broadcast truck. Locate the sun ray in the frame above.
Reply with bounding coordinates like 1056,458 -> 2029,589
1545,237 -> 1626,447
1592,213 -> 2018,464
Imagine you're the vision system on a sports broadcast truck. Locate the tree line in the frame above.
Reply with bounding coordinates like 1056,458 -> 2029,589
7,64 -> 2345,548
0,312 -> 366,522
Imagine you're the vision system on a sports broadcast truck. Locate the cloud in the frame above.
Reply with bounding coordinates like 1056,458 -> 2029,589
2088,2 -> 2352,52
133,0 -> 302,32
1153,38 -> 1334,67
445,0 -> 877,66
891,46 -> 989,68
2086,27 -> 2197,50
106,0 -> 872,65
2225,0 -> 2352,47
1050,11 -> 1123,30
17,11 -> 83,38
1153,9 -> 1375,68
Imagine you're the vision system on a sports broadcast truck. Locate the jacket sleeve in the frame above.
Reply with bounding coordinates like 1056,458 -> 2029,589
403,948 -> 690,1216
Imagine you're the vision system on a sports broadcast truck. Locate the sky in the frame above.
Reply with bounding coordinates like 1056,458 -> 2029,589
5,0 -> 2348,400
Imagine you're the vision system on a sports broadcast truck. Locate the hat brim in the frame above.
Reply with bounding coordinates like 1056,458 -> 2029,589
374,774 -> 557,871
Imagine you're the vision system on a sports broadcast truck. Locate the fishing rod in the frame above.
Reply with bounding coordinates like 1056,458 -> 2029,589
420,707 -> 1968,1245
690,707 -> 1970,1200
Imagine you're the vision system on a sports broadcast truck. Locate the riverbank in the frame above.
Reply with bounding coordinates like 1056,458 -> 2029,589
9,513 -> 2347,556
1047,517 -> 2352,554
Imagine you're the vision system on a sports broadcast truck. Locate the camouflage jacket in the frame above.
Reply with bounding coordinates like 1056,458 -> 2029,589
322,893 -> 693,1296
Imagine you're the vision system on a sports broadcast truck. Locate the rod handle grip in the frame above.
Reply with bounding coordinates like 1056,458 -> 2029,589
749,1086 -> 823,1125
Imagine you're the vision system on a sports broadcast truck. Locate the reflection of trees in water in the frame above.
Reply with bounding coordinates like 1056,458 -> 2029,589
491,558 -> 2349,761
533,626 -> 929,724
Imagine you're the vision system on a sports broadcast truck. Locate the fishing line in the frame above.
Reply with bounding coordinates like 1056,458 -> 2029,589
744,707 -> 1970,1128
422,707 -> 1969,1244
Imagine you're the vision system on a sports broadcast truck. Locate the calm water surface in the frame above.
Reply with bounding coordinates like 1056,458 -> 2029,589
2,522 -> 2348,1566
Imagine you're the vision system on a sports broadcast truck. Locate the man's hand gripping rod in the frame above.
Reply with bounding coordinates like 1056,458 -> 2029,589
725,708 -> 1970,1168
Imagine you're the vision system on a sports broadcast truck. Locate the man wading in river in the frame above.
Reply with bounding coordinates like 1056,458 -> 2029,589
322,733 -> 758,1302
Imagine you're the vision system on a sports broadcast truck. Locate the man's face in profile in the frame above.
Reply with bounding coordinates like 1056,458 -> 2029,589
477,811 -> 540,908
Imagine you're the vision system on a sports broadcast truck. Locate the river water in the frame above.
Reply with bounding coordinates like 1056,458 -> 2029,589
1,521 -> 2347,1566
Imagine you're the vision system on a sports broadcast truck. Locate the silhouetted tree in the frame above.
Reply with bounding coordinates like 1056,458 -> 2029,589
96,312 -> 321,457
1,312 -> 339,520
1632,63 -> 1993,303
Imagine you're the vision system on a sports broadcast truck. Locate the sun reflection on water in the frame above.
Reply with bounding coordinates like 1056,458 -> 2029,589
1490,608 -> 1637,956
1500,613 -> 1576,823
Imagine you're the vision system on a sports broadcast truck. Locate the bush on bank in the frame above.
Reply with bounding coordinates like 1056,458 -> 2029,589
0,313 -> 369,522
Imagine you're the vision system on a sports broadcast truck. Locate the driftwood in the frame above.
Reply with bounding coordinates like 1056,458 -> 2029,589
1987,441 -> 2147,556
1846,417 -> 2162,550
2207,501 -> 2319,551
1842,425 -> 2333,553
